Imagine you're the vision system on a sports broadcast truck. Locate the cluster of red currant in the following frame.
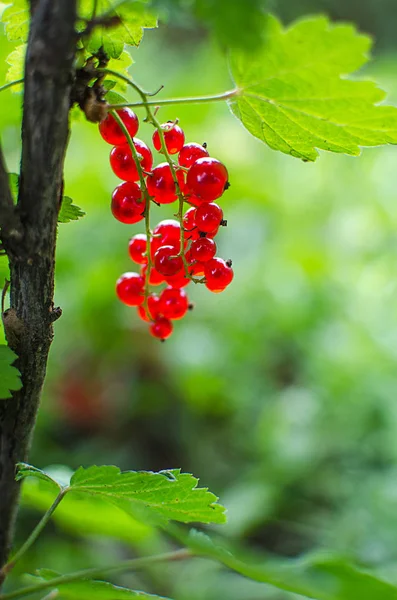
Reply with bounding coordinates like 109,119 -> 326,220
98,107 -> 233,340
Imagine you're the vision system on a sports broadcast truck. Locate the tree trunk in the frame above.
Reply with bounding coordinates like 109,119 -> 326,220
0,0 -> 76,577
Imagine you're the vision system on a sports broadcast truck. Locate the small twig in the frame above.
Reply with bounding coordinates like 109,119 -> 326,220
0,80 -> 24,94
146,84 -> 164,97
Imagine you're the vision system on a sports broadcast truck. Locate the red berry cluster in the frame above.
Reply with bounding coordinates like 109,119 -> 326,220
99,107 -> 233,340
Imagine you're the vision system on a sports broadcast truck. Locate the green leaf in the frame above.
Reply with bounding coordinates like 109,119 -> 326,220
69,465 -> 226,525
8,173 -> 18,203
16,463 -> 63,491
28,570 -> 171,600
1,0 -> 29,42
58,197 -> 85,224
105,89 -> 128,105
228,15 -> 397,161
80,0 -> 157,58
107,49 -> 133,91
20,464 -> 155,545
0,344 -> 21,400
6,43 -> 25,90
171,526 -> 397,600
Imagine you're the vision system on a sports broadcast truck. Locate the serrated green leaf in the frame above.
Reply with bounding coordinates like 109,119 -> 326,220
6,43 -> 25,90
107,49 -> 133,91
69,465 -> 226,525
27,570 -> 171,600
2,0 -> 29,42
0,344 -> 21,400
80,0 -> 157,58
228,15 -> 397,161
22,478 -> 154,544
58,197 -> 85,224
9,173 -> 18,203
16,463 -> 63,490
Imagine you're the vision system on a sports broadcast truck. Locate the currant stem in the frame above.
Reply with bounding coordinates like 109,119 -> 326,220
109,110 -> 153,308
1,488 -> 67,577
0,549 -> 192,600
0,79 -> 24,94
108,89 -> 239,110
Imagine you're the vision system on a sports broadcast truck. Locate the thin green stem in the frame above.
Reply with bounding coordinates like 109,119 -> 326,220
1,489 -> 67,576
0,549 -> 192,600
99,69 -> 149,114
109,109 -> 153,307
108,89 -> 238,110
0,79 -> 24,94
148,113 -> 192,279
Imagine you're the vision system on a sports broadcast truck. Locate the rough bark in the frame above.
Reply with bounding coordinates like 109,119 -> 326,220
0,0 -> 76,576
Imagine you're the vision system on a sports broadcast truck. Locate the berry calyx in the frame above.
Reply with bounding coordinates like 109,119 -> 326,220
150,317 -> 173,340
190,237 -> 217,262
146,163 -> 185,204
99,108 -> 139,145
111,182 -> 146,224
159,287 -> 189,320
110,139 -> 153,182
154,245 -> 184,276
178,142 -> 209,168
116,272 -> 145,306
153,122 -> 185,155
204,257 -> 234,292
194,202 -> 223,233
187,157 -> 229,201
128,233 -> 147,264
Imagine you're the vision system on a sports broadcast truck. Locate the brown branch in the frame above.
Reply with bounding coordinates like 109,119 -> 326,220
0,0 -> 77,579
0,146 -> 23,255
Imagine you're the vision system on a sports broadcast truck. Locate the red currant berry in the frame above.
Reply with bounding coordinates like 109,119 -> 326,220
154,245 -> 184,277
159,287 -> 189,320
165,270 -> 191,288
111,182 -> 146,224
151,219 -> 183,257
152,219 -> 180,241
178,142 -> 209,168
150,317 -> 173,340
110,139 -> 153,182
141,264 -> 165,286
183,207 -> 200,241
128,233 -> 147,264
195,202 -> 223,233
116,272 -> 145,306
186,194 -> 204,208
187,157 -> 228,201
189,261 -> 205,277
190,237 -> 217,262
153,122 -> 185,155
204,258 -> 234,293
146,163 -> 185,204
137,294 -> 161,322
99,108 -> 139,145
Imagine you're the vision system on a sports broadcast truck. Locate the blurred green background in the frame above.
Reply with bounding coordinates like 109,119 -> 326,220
3,1 -> 397,599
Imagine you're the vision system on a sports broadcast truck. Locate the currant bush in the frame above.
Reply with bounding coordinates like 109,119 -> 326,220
100,112 -> 233,341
